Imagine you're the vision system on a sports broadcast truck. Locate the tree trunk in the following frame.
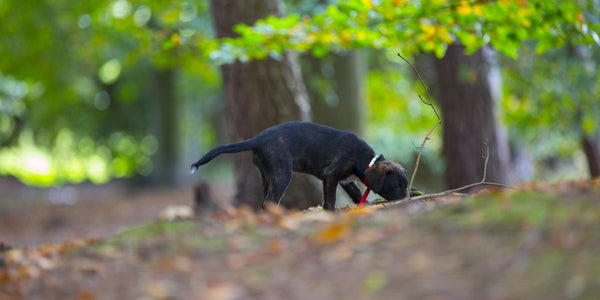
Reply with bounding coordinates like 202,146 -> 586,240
149,69 -> 179,186
582,135 -> 600,178
434,44 -> 510,189
210,0 -> 320,209
568,45 -> 600,179
303,50 -> 365,135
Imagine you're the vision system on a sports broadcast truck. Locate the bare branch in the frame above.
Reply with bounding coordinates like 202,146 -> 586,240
397,53 -> 434,104
481,139 -> 489,183
380,181 -> 516,208
388,140 -> 515,208
397,53 -> 441,198
407,110 -> 440,196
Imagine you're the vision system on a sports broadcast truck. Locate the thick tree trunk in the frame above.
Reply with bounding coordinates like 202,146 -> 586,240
435,44 -> 510,189
210,0 -> 320,209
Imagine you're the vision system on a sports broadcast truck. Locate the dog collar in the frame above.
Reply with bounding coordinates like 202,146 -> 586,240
359,154 -> 381,206
368,154 -> 380,168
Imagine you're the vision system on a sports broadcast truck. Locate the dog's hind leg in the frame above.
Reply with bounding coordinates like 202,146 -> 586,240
262,160 -> 293,208
322,179 -> 339,211
341,182 -> 362,204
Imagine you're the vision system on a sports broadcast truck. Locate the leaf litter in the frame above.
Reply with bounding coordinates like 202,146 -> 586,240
1,180 -> 600,299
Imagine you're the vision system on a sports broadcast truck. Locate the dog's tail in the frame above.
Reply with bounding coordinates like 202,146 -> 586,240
190,138 -> 257,174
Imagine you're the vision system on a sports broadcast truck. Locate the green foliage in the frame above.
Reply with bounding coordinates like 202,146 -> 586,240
211,0 -> 598,62
501,43 -> 600,163
0,0 -> 220,185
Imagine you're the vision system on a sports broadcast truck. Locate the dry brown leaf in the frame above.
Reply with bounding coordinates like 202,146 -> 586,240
345,206 -> 378,217
203,279 -> 242,300
266,238 -> 284,254
76,289 -> 96,300
312,218 -> 354,244
146,281 -> 169,300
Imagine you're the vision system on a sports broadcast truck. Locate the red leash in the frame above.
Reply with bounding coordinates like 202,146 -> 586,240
358,155 -> 380,207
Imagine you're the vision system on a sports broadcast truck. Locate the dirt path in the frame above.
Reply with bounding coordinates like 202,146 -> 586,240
0,179 -> 230,247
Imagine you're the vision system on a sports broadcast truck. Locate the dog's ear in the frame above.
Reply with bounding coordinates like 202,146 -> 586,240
364,161 -> 395,192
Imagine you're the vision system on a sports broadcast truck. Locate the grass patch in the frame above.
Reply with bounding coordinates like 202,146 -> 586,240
101,220 -> 198,246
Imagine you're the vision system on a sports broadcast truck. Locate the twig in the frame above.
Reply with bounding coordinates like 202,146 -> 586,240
397,54 -> 434,103
481,139 -> 489,183
384,141 -> 515,207
397,53 -> 441,197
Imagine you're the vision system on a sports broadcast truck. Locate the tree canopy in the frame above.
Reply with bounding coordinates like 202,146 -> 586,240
207,0 -> 599,62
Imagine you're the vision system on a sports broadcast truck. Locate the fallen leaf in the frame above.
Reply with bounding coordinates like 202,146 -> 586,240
312,218 -> 354,244
76,289 -> 96,300
266,238 -> 283,253
146,281 -> 169,300
346,206 -> 378,217
204,279 -> 242,300
157,205 -> 194,221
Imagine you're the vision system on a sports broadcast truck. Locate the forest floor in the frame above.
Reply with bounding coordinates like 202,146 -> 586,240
1,178 -> 600,300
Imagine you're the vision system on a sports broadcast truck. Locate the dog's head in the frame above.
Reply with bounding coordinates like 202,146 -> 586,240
364,161 -> 408,200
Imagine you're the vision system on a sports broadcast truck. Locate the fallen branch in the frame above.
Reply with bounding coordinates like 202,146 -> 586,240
383,141 -> 516,208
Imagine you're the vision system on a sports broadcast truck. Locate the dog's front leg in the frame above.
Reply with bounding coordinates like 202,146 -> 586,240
340,182 -> 362,204
322,179 -> 339,211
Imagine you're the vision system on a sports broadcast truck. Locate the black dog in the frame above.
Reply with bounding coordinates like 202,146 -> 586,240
190,122 -> 408,211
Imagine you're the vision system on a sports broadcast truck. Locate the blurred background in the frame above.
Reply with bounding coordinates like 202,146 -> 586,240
0,0 -> 599,217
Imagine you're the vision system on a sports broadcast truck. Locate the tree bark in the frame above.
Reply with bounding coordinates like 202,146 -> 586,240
303,50 -> 365,135
434,44 -> 510,189
210,0 -> 320,209
582,135 -> 600,178
149,69 -> 179,186
569,45 -> 600,179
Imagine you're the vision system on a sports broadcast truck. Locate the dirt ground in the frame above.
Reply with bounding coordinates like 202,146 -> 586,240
1,178 -> 600,300
0,178 -> 230,247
